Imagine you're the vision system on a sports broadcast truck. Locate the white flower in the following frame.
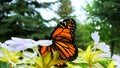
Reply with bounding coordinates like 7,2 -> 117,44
4,37 -> 52,51
91,31 -> 110,53
91,31 -> 99,44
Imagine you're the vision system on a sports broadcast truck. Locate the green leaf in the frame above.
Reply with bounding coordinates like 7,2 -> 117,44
95,58 -> 112,68
0,61 -> 10,68
70,62 -> 88,68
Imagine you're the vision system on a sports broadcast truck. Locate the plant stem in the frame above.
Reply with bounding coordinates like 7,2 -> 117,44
89,62 -> 92,68
10,63 -> 12,68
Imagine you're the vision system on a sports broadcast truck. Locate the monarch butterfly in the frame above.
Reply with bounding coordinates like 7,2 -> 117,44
39,18 -> 78,67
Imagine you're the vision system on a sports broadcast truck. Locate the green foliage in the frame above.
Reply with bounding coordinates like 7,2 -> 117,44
85,0 -> 120,54
56,0 -> 74,19
0,0 -> 53,42
76,23 -> 96,49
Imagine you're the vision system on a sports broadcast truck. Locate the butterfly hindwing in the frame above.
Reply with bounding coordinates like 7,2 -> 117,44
54,41 -> 77,61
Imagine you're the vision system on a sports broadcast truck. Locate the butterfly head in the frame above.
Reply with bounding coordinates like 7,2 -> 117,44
58,18 -> 76,29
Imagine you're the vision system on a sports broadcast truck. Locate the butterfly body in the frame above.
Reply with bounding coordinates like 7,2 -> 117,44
39,18 -> 78,66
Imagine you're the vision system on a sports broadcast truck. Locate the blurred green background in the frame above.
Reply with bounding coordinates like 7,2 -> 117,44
0,0 -> 120,55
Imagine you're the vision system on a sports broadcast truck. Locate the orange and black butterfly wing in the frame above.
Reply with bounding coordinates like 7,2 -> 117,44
51,18 -> 78,61
39,19 -> 78,65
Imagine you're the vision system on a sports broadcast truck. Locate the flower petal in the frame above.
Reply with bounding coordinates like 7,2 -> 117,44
37,40 -> 52,46
91,31 -> 100,44
23,51 -> 36,58
8,44 -> 29,51
11,37 -> 36,44
97,42 -> 110,53
5,37 -> 37,51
